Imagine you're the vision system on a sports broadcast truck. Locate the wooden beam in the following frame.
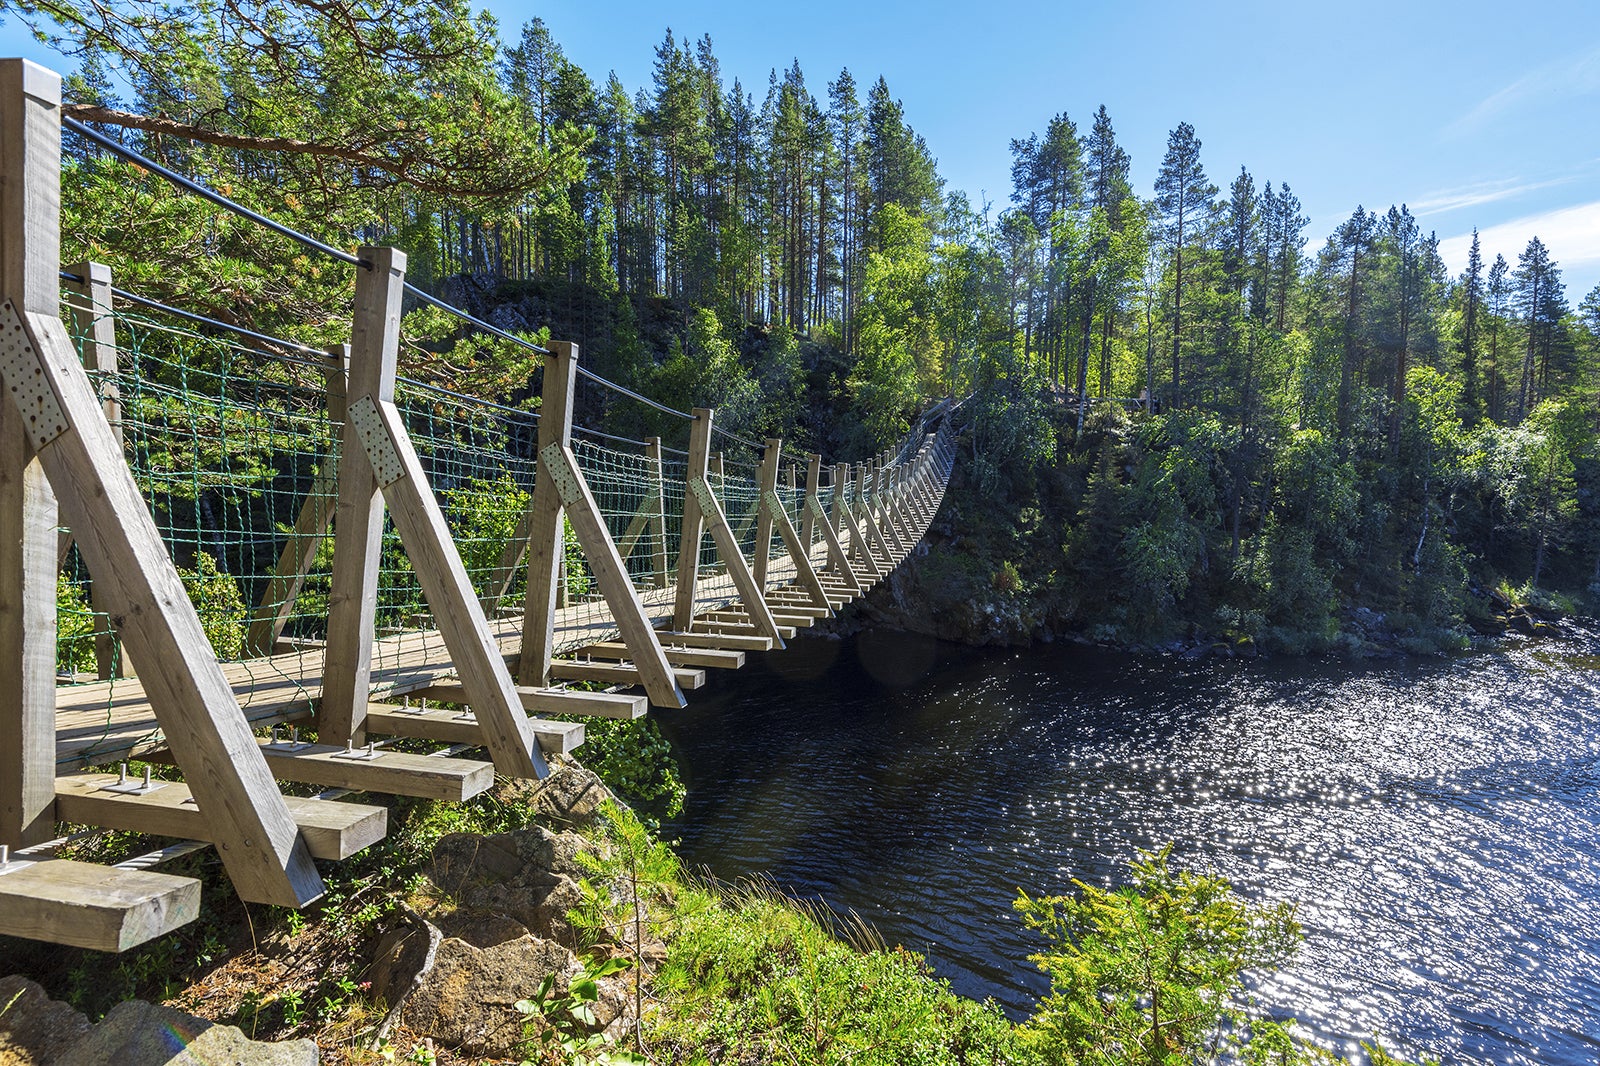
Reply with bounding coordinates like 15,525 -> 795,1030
244,346 -> 347,658
699,608 -> 814,629
646,437 -> 670,588
691,619 -> 799,640
672,409 -> 713,632
653,629 -> 775,652
62,260 -> 131,680
752,437 -> 780,586
55,774 -> 387,861
254,739 -> 494,802
549,658 -> 706,690
581,640 -> 744,670
0,858 -> 200,952
0,59 -> 60,851
762,484 -> 831,611
408,682 -> 646,720
363,704 -> 585,752
517,340 -> 572,687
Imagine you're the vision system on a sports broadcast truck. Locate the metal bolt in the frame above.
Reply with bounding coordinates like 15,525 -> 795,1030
118,763 -> 128,785
142,766 -> 152,789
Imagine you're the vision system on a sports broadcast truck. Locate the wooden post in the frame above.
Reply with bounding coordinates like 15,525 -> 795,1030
62,260 -> 133,680
522,343 -> 683,707
0,60 -> 58,848
244,345 -> 347,658
321,257 -> 398,748
338,249 -> 547,775
801,453 -> 821,549
752,438 -> 780,587
1,60 -> 320,904
672,409 -> 713,632
673,409 -> 782,642
647,437 -> 669,589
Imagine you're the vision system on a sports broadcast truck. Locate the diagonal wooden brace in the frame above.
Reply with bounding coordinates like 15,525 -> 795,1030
763,490 -> 830,610
690,477 -> 784,644
539,442 -> 685,708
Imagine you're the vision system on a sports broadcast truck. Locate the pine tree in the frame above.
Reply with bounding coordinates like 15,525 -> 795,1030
1459,230 -> 1483,423
1153,122 -> 1216,403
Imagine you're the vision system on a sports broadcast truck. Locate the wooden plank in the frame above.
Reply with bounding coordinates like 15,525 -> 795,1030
549,658 -> 706,690
55,774 -> 387,861
254,740 -> 494,802
581,640 -> 744,670
653,629 -> 775,652
407,682 -> 647,720
0,858 -> 200,952
646,437 -> 670,589
364,704 -> 585,753
244,347 -> 346,657
761,601 -> 829,619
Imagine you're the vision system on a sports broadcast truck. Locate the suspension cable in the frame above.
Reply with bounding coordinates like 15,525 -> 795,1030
64,117 -> 364,268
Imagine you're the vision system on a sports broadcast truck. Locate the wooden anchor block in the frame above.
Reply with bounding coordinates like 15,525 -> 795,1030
407,682 -> 647,721
54,774 -> 387,861
364,704 -> 586,753
253,740 -> 494,802
549,659 -> 706,690
580,640 -> 745,670
0,857 -> 200,952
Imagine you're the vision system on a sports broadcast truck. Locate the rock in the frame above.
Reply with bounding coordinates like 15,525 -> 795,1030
369,912 -> 442,1016
55,1000 -> 317,1066
1508,612 -> 1539,636
0,975 -> 91,1065
397,933 -> 580,1059
530,763 -> 614,829
430,825 -> 595,947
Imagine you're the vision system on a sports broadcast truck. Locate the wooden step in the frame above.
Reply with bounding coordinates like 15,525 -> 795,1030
409,683 -> 647,720
365,705 -> 587,751
0,858 -> 200,952
549,659 -> 707,690
654,629 -> 775,652
581,641 -> 745,670
54,774 -> 388,861
254,740 -> 494,802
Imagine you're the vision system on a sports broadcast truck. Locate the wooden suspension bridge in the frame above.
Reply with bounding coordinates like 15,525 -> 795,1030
0,61 -> 958,951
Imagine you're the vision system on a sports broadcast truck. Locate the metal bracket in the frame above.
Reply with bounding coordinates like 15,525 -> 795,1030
0,300 -> 69,448
100,763 -> 168,796
539,442 -> 585,505
689,478 -> 719,514
347,395 -> 404,487
761,490 -> 787,516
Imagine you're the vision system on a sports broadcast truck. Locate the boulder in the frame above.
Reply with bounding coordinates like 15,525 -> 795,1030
396,932 -> 579,1059
55,1000 -> 317,1066
0,975 -> 91,1065
529,763 -> 613,829
430,825 -> 595,948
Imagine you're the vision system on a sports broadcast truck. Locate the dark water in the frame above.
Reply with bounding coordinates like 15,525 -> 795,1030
657,628 -> 1600,1065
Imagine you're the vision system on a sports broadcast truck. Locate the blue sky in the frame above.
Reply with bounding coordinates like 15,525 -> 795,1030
7,0 -> 1599,299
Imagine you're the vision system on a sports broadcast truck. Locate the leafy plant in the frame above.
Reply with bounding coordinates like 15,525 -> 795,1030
515,954 -> 645,1066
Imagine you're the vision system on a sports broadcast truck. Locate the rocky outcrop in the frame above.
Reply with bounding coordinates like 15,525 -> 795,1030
430,824 -> 593,949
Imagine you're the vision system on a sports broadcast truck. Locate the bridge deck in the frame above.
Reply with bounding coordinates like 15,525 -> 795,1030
54,546 -> 824,772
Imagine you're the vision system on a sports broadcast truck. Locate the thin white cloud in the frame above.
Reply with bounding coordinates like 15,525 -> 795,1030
1438,201 -> 1600,286
1446,46 -> 1600,137
1411,176 -> 1573,216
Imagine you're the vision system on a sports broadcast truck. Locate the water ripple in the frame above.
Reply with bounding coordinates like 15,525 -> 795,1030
660,631 -> 1600,1066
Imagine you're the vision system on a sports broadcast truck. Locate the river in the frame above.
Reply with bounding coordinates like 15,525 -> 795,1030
658,627 -> 1600,1065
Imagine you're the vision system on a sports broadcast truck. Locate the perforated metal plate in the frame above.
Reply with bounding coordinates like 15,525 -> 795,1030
347,395 -> 404,487
539,442 -> 585,505
761,490 -> 786,516
689,478 -> 720,514
0,300 -> 69,447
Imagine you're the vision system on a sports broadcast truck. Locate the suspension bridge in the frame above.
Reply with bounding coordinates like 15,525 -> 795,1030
0,61 -> 958,952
